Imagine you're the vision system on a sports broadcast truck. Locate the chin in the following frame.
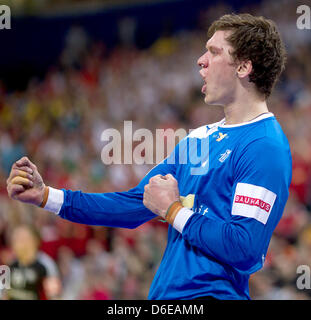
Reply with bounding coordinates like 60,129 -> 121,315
203,93 -> 209,104
204,95 -> 215,105
204,96 -> 223,107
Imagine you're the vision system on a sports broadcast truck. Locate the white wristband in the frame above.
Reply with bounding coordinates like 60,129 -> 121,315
43,187 -> 64,215
173,207 -> 194,233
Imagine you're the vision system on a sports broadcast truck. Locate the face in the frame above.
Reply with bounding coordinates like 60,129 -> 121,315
197,30 -> 238,106
11,227 -> 38,262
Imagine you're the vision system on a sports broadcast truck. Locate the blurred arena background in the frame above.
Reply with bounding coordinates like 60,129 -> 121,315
0,0 -> 311,299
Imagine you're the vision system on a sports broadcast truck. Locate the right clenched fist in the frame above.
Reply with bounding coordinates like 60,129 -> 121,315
7,156 -> 46,207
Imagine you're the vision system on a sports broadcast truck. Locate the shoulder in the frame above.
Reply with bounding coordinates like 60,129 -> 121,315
37,252 -> 59,277
235,135 -> 291,169
187,119 -> 224,139
236,117 -> 291,158
233,135 -> 292,189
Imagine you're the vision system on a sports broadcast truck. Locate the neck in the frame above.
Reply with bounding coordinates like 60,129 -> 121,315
223,93 -> 269,125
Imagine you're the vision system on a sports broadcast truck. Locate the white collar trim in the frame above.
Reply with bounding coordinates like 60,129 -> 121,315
218,112 -> 274,128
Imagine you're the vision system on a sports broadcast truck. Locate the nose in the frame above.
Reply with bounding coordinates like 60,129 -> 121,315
197,52 -> 208,69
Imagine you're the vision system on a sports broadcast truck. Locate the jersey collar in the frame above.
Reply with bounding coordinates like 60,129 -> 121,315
218,112 -> 274,128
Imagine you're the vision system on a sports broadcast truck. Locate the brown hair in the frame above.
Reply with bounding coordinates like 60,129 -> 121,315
208,13 -> 287,98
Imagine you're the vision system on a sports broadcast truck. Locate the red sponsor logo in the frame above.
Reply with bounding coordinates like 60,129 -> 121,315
234,195 -> 271,213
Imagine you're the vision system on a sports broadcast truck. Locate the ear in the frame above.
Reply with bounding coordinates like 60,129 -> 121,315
236,60 -> 252,79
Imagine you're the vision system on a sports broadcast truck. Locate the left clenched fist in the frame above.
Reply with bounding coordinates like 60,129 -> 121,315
143,174 -> 180,219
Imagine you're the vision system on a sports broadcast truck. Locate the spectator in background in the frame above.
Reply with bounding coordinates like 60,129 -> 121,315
3,225 -> 62,300
57,246 -> 85,300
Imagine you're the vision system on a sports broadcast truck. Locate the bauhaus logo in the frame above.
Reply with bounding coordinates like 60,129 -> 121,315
231,182 -> 277,225
234,195 -> 271,213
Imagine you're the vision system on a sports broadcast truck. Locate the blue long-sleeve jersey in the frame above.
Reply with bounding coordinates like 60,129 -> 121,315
55,113 -> 292,299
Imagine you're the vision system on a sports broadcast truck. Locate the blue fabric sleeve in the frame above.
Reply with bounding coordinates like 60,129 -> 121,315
58,149 -> 178,229
181,138 -> 291,272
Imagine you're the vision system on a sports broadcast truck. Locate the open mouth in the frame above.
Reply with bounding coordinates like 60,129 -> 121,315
201,81 -> 207,94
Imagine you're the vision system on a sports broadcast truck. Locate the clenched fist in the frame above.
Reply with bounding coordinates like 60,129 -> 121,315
7,156 -> 46,207
143,174 -> 180,219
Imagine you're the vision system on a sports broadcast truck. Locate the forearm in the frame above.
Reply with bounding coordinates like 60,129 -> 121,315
169,207 -> 263,271
43,186 -> 156,229
41,157 -> 177,228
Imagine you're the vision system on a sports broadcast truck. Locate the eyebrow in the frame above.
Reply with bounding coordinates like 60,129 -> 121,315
205,44 -> 223,52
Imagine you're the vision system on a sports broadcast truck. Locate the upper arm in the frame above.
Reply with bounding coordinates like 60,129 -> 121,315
38,252 -> 62,299
232,138 -> 291,226
228,138 -> 292,268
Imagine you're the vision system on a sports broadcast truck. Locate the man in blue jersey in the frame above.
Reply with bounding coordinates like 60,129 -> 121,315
7,13 -> 292,300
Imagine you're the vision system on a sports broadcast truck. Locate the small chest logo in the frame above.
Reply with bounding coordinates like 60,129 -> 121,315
219,149 -> 232,163
216,132 -> 228,142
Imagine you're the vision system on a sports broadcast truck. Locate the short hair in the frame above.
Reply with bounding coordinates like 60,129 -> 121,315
208,13 -> 287,98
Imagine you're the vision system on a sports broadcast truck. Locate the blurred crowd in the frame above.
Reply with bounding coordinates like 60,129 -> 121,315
1,0 -> 311,299
4,0 -> 157,15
